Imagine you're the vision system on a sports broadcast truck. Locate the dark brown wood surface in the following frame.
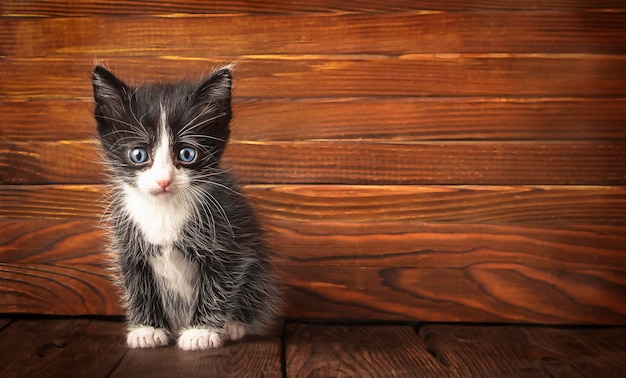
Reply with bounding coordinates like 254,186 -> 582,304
2,318 -> 625,378
0,318 -> 127,378
0,318 -> 282,378
286,324 -> 447,377
285,323 -> 626,378
1,0 -> 625,324
419,325 -> 626,377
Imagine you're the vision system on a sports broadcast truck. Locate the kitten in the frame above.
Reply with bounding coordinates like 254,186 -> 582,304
92,65 -> 281,350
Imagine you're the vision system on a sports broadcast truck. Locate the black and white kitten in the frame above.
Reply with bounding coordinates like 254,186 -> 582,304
92,65 -> 280,350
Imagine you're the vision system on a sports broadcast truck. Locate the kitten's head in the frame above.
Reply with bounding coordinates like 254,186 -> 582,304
92,65 -> 232,198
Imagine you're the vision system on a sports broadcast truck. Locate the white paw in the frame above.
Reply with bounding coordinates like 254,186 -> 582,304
225,320 -> 248,341
127,326 -> 169,348
177,328 -> 223,350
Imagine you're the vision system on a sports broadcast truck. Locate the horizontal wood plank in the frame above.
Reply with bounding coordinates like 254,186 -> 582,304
2,140 -> 624,185
0,319 -> 127,378
1,261 -> 624,323
2,184 -> 626,224
420,325 -> 626,377
3,12 -> 625,57
0,219 -> 107,264
286,324 -> 446,377
281,264 -> 626,323
3,218 -> 625,270
2,55 -> 626,99
0,263 -> 122,315
266,221 -> 626,270
4,0 -> 624,16
4,97 -> 626,142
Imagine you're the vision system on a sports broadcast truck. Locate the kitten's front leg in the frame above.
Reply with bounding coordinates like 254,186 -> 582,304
120,258 -> 170,348
176,269 -> 228,350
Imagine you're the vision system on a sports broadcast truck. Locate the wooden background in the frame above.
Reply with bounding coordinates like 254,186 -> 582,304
1,0 -> 625,325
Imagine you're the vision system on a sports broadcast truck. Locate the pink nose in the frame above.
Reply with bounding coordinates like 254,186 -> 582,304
156,178 -> 172,190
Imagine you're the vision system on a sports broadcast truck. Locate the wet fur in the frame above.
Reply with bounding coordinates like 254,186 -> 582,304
92,65 -> 281,350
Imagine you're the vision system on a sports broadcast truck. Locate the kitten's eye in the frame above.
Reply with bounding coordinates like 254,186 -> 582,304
129,147 -> 149,165
178,147 -> 197,164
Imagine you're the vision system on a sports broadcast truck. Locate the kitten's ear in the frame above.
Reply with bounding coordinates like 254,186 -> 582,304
193,67 -> 232,107
92,65 -> 129,107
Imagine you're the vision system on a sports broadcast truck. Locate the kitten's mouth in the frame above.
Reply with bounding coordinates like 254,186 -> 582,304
151,188 -> 174,196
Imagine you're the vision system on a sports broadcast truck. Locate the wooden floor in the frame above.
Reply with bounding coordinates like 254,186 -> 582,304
0,318 -> 625,378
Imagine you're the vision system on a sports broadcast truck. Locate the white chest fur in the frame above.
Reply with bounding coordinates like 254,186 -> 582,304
121,183 -> 191,245
149,245 -> 199,305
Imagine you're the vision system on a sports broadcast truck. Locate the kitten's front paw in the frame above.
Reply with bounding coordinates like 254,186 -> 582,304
127,326 -> 169,348
178,328 -> 223,350
225,320 -> 248,341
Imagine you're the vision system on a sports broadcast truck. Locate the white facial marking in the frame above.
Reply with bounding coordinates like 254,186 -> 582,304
136,104 -> 176,195
121,103 -> 192,246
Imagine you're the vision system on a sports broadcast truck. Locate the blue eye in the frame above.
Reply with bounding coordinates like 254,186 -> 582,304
178,147 -> 197,163
129,147 -> 149,165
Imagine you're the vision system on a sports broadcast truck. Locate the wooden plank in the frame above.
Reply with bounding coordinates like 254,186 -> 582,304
231,97 -> 626,142
0,100 -> 97,141
3,140 -> 624,185
110,335 -> 282,377
2,259 -> 624,323
3,214 -> 625,268
247,185 -> 626,224
0,219 -> 107,264
419,325 -> 626,377
0,185 -> 105,219
266,221 -> 626,270
4,97 -> 626,142
3,55 -> 626,99
285,323 -> 447,377
3,0 -> 624,16
0,263 -> 122,315
3,218 -> 625,269
281,264 -> 626,324
3,12 -> 625,57
2,184 -> 626,224
0,318 -> 127,378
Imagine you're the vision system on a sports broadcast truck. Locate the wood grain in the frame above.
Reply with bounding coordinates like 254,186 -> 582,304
2,184 -> 626,224
0,219 -> 108,264
265,221 -> 626,270
4,98 -> 626,142
2,219 -> 625,322
110,336 -> 282,378
1,141 -> 624,185
420,325 -> 626,377
0,318 -> 127,378
281,264 -> 626,323
3,55 -> 626,99
0,263 -> 122,315
285,324 -> 447,377
3,218 -> 625,270
4,12 -> 625,57
4,0 -> 624,15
